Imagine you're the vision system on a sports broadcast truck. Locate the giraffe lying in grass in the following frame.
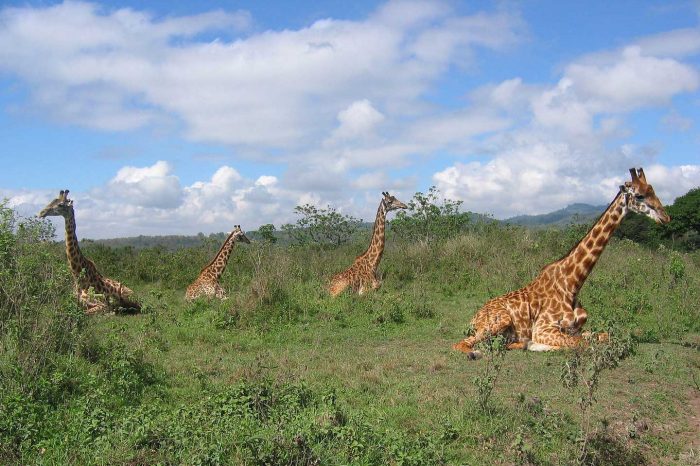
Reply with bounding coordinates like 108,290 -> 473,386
329,192 -> 407,296
185,225 -> 250,300
453,168 -> 670,359
39,190 -> 141,314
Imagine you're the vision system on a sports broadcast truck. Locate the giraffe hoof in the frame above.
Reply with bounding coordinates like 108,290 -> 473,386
467,351 -> 483,360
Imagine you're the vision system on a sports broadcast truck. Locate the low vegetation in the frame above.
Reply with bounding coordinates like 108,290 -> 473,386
1,191 -> 699,464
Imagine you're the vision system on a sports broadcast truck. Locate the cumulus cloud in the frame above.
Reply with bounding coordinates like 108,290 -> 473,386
433,137 -> 699,218
3,159 -> 399,238
565,47 -> 699,110
2,2 -> 699,236
434,31 -> 700,217
531,47 -> 699,136
0,0 -> 521,149
106,160 -> 182,208
329,99 -> 385,142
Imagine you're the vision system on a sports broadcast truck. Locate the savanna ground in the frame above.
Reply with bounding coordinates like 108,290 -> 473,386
1,203 -> 699,465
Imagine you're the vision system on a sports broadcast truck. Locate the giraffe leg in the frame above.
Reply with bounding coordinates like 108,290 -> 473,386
556,307 -> 608,342
77,289 -> 108,315
557,306 -> 588,335
215,285 -> 228,300
506,342 -> 529,350
453,307 -> 512,359
371,271 -> 382,291
329,274 -> 350,297
106,280 -> 141,312
528,325 -> 585,352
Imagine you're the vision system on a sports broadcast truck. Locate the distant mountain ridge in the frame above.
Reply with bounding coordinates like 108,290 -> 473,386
505,203 -> 606,227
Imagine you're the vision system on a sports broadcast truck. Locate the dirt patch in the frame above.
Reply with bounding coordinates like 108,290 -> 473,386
685,388 -> 700,450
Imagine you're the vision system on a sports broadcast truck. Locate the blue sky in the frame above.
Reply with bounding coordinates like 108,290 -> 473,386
1,0 -> 699,238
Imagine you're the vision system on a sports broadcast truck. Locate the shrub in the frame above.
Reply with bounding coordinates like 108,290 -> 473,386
282,204 -> 361,246
560,329 -> 637,464
391,186 -> 471,244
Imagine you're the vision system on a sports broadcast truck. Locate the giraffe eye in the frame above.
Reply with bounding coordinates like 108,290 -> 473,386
635,194 -> 645,201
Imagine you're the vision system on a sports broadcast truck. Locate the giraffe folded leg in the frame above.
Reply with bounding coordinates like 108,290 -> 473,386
581,331 -> 609,342
557,306 -> 589,335
528,327 -> 584,352
329,275 -> 350,297
84,303 -> 109,315
506,341 -> 529,350
453,307 -> 513,360
78,289 -> 108,315
214,285 -> 228,300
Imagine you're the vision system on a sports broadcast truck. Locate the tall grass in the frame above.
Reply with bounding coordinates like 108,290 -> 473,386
1,202 -> 698,463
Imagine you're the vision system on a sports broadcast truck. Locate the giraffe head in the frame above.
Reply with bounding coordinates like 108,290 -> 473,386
620,168 -> 670,224
381,191 -> 408,211
38,190 -> 74,218
232,225 -> 251,244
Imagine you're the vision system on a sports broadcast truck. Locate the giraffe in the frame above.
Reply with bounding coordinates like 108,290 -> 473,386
38,190 -> 141,314
453,168 -> 670,358
185,225 -> 250,301
329,192 -> 407,297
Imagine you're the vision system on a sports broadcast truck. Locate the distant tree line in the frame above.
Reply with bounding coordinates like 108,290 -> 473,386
615,187 -> 700,251
85,186 -> 699,252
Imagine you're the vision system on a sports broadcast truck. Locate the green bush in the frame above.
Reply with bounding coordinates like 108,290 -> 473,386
391,186 -> 471,243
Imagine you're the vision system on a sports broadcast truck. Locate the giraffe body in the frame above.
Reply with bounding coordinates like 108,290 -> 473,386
185,225 -> 250,301
329,192 -> 407,297
453,168 -> 670,358
39,190 -> 140,314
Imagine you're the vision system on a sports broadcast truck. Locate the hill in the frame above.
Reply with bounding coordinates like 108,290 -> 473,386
505,203 -> 606,227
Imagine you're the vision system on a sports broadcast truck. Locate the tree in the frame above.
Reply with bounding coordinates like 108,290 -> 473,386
615,187 -> 700,251
615,212 -> 662,247
390,186 -> 470,243
663,187 -> 700,250
281,204 -> 361,246
257,224 -> 277,244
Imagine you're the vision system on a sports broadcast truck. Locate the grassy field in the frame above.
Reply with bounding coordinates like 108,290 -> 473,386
1,211 -> 699,465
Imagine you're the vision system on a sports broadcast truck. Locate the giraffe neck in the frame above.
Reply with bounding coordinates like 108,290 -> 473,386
560,191 -> 627,294
363,200 -> 388,270
63,209 -> 90,278
201,231 -> 238,281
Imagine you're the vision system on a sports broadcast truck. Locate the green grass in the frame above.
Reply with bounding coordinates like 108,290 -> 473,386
1,217 -> 699,464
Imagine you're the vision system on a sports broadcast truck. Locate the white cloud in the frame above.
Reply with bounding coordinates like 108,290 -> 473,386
106,160 -> 182,208
0,0 -> 521,149
433,137 -> 699,218
433,33 -> 700,217
531,46 -> 699,136
329,99 -> 385,142
634,27 -> 700,58
565,46 -> 699,109
2,3 -> 699,237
